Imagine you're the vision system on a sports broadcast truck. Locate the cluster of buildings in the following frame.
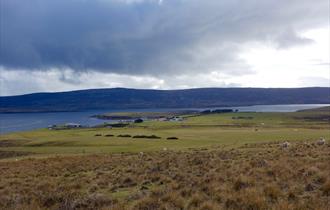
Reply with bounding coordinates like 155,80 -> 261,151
48,123 -> 83,130
47,116 -> 184,130
156,116 -> 184,122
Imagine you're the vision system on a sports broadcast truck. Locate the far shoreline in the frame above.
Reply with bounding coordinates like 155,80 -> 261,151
1,103 -> 329,114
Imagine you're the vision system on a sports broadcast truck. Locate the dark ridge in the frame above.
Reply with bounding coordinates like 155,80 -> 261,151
0,87 -> 329,113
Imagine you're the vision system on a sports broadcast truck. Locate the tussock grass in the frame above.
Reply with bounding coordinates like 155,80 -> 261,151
0,142 -> 329,209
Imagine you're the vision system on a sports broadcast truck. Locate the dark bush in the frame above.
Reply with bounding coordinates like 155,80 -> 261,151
212,109 -> 233,113
105,134 -> 114,137
132,135 -> 148,138
110,123 -> 129,128
132,135 -> 161,139
232,116 -> 254,120
201,110 -> 211,114
202,109 -> 234,114
94,134 -> 102,137
167,137 -> 178,140
134,119 -> 144,123
117,134 -> 132,138
146,135 -> 161,139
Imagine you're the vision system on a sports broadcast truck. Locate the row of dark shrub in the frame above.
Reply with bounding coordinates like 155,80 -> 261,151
200,109 -> 238,114
132,135 -> 161,139
94,133 -> 178,140
232,116 -> 254,120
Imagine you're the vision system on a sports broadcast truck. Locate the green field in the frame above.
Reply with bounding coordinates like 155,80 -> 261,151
1,108 -> 329,158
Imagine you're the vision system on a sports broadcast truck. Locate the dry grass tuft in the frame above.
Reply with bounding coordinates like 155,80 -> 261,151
0,141 -> 329,209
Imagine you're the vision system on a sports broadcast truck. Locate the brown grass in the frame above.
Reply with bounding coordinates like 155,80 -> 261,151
0,151 -> 34,159
0,142 -> 329,209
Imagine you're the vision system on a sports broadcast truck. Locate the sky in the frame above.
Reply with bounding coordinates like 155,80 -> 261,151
0,0 -> 329,96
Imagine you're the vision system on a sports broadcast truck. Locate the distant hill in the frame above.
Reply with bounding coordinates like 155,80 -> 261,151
0,87 -> 329,113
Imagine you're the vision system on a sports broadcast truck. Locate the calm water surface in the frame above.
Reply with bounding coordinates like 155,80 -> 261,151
0,104 -> 328,134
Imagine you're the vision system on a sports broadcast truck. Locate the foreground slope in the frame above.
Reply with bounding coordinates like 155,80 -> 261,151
1,142 -> 329,209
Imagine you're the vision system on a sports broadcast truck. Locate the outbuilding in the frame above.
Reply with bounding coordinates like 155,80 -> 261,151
65,123 -> 82,128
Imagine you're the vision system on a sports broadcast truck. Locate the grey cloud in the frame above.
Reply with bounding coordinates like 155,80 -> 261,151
274,28 -> 314,49
58,71 -> 84,85
0,68 -> 242,96
0,0 -> 328,75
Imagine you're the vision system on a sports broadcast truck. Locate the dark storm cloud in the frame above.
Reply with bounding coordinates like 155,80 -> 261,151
0,0 -> 328,75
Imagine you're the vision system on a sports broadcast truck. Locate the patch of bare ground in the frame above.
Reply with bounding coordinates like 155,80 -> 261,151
0,151 -> 34,159
0,142 -> 329,209
0,139 -> 30,147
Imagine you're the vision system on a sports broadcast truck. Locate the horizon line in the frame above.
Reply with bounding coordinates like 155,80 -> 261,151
1,86 -> 329,97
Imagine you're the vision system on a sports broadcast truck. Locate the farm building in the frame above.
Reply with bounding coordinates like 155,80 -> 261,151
64,123 -> 82,128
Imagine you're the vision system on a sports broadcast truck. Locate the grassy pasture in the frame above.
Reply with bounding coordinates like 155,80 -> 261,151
0,109 -> 329,157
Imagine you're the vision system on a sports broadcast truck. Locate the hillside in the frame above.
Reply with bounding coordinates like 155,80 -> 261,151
0,87 -> 329,113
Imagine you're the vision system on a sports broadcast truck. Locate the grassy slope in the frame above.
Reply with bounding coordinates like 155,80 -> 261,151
1,142 -> 329,209
0,110 -> 329,157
